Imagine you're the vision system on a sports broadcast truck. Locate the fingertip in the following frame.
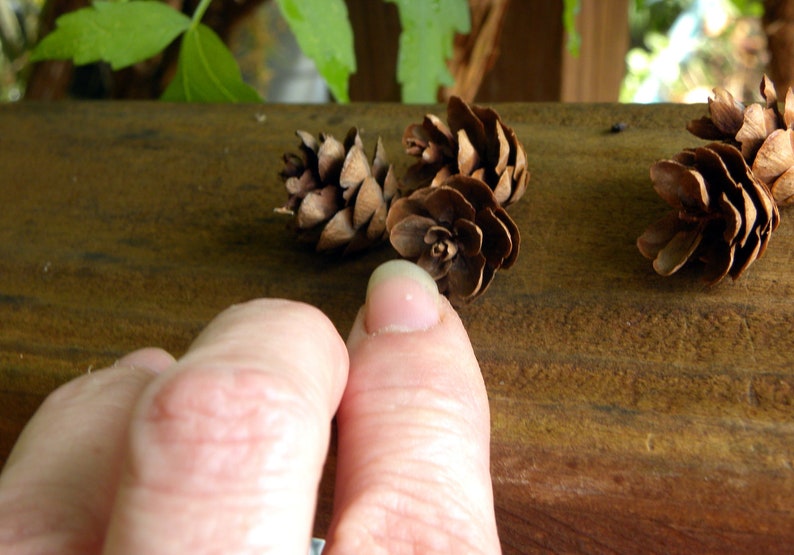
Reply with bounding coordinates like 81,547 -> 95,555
364,260 -> 441,335
183,299 -> 350,412
116,347 -> 175,375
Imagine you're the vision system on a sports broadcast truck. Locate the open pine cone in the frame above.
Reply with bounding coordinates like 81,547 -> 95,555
637,142 -> 780,284
687,75 -> 783,162
276,127 -> 399,254
386,174 -> 520,305
402,96 -> 529,207
687,75 -> 794,206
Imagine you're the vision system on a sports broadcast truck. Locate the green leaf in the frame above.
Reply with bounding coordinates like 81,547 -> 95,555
385,0 -> 470,104
274,0 -> 356,103
727,0 -> 763,17
563,0 -> 581,56
31,1 -> 191,70
161,23 -> 262,102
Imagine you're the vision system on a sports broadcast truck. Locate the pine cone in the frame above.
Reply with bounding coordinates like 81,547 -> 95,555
686,74 -> 794,206
687,75 -> 788,164
386,174 -> 520,305
402,96 -> 529,207
276,128 -> 399,254
637,143 -> 780,284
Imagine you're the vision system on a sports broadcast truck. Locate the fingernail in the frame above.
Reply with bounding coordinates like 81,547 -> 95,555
365,260 -> 440,334
114,348 -> 175,375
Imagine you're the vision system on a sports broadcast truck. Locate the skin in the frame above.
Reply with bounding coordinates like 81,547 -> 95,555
0,261 -> 501,555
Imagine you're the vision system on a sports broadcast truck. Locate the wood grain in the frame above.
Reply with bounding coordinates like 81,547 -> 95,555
1,101 -> 792,553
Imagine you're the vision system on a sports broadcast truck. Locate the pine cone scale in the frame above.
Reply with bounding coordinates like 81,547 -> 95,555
709,89 -> 745,135
638,212 -> 692,261
340,144 -> 370,193
317,207 -> 356,252
424,187 -> 476,224
365,202 -> 389,241
650,160 -> 709,213
478,208 -> 515,267
770,167 -> 794,205
389,214 -> 438,259
317,135 -> 345,183
453,218 -> 483,257
352,176 -> 384,229
484,117 -> 507,174
296,186 -> 338,229
449,96 -> 487,149
447,253 -> 486,302
700,241 -> 733,284
655,226 -> 703,276
457,129 -> 480,175
752,129 -> 794,188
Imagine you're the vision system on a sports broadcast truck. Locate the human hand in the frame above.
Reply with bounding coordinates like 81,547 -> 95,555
0,260 -> 501,554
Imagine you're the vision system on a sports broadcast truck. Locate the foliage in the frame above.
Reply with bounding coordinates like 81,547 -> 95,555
30,1 -> 191,70
11,0 -> 769,104
386,0 -> 470,103
622,0 -> 766,103
563,0 -> 581,56
560,0 -> 760,60
629,0 -> 760,46
27,0 -> 468,103
161,22 -> 262,102
31,0 -> 260,102
274,0 -> 355,102
633,0 -> 761,13
0,0 -> 43,101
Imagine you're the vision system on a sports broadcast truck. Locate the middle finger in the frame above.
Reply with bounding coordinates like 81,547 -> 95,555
103,299 -> 349,555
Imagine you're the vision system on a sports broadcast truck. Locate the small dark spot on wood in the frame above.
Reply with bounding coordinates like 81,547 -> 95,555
746,379 -> 760,407
81,251 -> 121,263
0,294 -> 28,307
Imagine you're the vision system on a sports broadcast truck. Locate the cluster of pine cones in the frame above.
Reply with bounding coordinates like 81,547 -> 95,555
638,75 -> 792,284
276,96 -> 530,305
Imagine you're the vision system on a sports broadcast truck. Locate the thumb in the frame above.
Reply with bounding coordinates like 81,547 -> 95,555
326,261 -> 501,554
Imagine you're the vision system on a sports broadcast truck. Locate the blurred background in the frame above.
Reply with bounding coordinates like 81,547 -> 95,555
0,0 -> 786,103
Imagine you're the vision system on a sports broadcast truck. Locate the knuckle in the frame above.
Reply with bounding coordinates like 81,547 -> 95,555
132,367 -> 323,492
145,366 -> 319,445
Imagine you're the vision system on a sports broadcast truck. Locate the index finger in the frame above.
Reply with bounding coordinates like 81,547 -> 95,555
103,299 -> 348,555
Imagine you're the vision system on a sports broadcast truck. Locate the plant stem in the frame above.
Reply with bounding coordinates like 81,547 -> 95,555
191,0 -> 213,28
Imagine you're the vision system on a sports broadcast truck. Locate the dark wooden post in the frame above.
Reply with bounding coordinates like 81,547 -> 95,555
561,0 -> 630,101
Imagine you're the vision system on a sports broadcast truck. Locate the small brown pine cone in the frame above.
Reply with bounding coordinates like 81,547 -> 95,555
402,96 -> 529,207
276,128 -> 399,254
386,174 -> 520,305
637,143 -> 780,284
688,75 -> 788,164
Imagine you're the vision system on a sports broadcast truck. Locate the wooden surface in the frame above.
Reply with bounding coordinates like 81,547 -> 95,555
1,101 -> 793,553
